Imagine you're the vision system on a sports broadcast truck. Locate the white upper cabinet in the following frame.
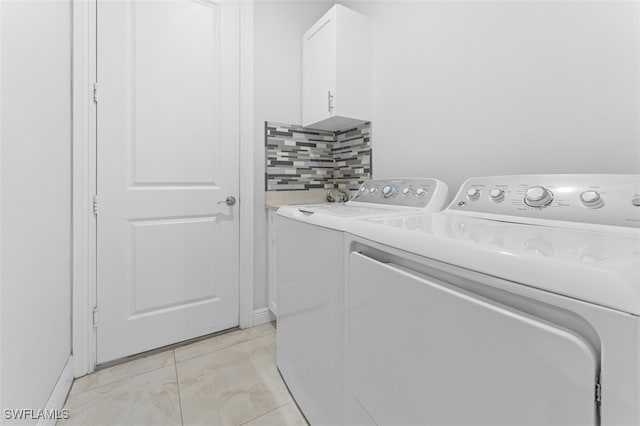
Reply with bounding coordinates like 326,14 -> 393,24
302,5 -> 371,131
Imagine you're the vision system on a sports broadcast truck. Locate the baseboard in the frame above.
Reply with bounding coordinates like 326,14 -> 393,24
253,307 -> 276,326
37,356 -> 74,426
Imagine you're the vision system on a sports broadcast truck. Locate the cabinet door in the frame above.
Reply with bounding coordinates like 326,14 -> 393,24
302,9 -> 336,127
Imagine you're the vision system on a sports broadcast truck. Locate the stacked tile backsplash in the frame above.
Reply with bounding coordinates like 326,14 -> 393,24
333,125 -> 372,191
265,121 -> 371,191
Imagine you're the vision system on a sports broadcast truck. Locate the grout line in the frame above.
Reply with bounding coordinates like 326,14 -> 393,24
238,400 -> 292,426
173,350 -> 185,426
73,327 -> 250,395
71,325 -> 277,397
176,330 -> 276,364
69,355 -> 176,397
175,326 -> 276,365
95,326 -> 240,370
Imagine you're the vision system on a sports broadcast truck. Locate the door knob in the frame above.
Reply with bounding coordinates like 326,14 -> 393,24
218,196 -> 236,206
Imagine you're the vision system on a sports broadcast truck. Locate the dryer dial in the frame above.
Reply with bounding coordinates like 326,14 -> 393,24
524,186 -> 553,208
580,191 -> 604,209
416,187 -> 428,197
489,188 -> 505,202
382,185 -> 398,199
466,188 -> 480,201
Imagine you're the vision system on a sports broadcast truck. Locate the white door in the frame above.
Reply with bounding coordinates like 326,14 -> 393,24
96,0 -> 240,363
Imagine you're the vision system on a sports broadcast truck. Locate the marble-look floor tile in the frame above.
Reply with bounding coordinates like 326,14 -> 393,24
70,350 -> 175,395
242,401 -> 308,426
60,365 -> 181,426
177,333 -> 289,426
174,322 -> 276,363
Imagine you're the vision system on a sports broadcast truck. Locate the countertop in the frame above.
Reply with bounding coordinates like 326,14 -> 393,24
265,189 -> 329,210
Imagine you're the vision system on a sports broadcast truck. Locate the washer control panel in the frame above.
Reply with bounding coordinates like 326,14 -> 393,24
351,178 -> 447,209
448,175 -> 640,229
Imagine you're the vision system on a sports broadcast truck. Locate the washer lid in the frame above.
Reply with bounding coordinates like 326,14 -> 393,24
277,203 -> 417,231
295,203 -> 401,217
347,212 -> 640,315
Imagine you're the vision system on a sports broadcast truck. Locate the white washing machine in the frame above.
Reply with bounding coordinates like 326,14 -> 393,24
276,178 -> 448,426
345,175 -> 640,426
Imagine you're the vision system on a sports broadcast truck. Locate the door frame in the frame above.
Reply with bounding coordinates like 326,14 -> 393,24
71,0 -> 255,376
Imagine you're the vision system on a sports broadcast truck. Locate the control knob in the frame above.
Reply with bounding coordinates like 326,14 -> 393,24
369,187 -> 378,194
415,187 -> 428,197
402,188 -> 413,197
580,191 -> 604,209
359,186 -> 369,195
382,185 -> 398,199
524,186 -> 553,208
489,188 -> 505,203
466,188 -> 480,201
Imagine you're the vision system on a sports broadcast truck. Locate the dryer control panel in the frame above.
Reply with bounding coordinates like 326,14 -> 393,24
350,178 -> 448,210
447,175 -> 640,229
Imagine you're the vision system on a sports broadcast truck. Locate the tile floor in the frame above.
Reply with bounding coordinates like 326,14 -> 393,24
60,322 -> 308,426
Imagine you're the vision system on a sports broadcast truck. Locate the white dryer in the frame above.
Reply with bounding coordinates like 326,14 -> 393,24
276,178 -> 448,426
345,175 -> 640,426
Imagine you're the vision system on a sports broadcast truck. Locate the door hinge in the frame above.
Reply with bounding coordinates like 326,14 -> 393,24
92,306 -> 99,328
93,82 -> 98,103
93,195 -> 98,215
595,377 -> 602,404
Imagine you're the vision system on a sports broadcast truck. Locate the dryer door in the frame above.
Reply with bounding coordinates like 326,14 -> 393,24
347,252 -> 598,426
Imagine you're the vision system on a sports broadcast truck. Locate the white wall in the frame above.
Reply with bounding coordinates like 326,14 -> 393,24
253,0 -> 334,310
1,0 -> 72,421
344,0 -> 640,197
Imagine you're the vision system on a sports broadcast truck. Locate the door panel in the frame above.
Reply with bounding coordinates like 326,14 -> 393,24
130,218 -> 218,314
132,0 -> 219,185
347,252 -> 598,426
97,0 -> 239,363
